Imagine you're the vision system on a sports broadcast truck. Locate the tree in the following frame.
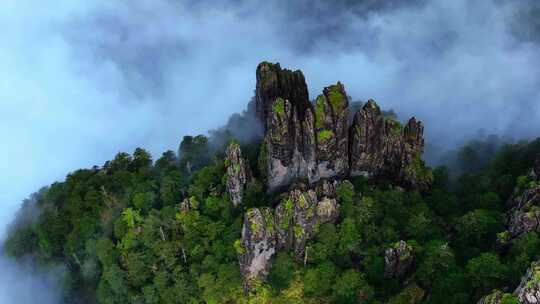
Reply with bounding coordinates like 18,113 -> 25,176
417,241 -> 456,287
333,269 -> 373,304
303,262 -> 337,297
466,252 -> 506,293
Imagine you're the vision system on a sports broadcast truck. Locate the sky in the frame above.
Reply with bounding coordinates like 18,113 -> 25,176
1,1 -> 540,302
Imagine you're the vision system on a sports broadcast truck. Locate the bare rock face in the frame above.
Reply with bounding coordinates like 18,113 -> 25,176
263,97 -> 307,191
225,142 -> 252,207
384,240 -> 414,279
499,162 -> 540,243
508,205 -> 540,240
238,180 -> 341,288
256,62 -> 432,193
349,100 -> 432,191
255,62 -> 310,132
238,208 -> 277,288
313,83 -> 349,180
262,83 -> 351,192
515,261 -> 540,304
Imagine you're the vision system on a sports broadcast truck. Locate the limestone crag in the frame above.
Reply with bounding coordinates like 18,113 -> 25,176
314,83 -> 349,180
238,208 -> 277,289
238,180 -> 340,288
257,62 -> 432,193
255,62 -> 310,132
225,142 -> 252,207
384,240 -> 414,279
515,261 -> 540,304
499,155 -> 540,243
477,261 -> 540,304
349,101 -> 431,191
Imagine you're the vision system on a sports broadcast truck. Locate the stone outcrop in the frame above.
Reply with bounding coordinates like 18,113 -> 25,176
255,62 -> 310,132
262,83 -> 350,192
238,180 -> 340,288
350,101 -> 432,191
238,208 -> 277,288
256,62 -> 432,193
499,155 -> 540,244
477,261 -> 540,304
225,142 -> 252,207
384,240 -> 414,279
314,83 -> 350,180
515,261 -> 540,304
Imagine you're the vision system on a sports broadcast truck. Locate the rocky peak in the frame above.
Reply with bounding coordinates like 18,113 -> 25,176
350,100 -> 431,191
314,83 -> 350,179
225,142 -> 252,207
238,180 -> 340,289
256,62 -> 432,193
255,62 -> 310,132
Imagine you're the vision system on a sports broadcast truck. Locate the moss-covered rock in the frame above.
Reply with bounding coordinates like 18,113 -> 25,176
225,141 -> 252,207
239,181 -> 341,290
350,100 -> 432,191
384,240 -> 414,280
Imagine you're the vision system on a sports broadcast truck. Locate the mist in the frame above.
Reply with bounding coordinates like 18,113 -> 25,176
2,0 -> 540,302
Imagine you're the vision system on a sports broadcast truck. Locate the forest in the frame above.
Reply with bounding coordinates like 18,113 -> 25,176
5,119 -> 540,304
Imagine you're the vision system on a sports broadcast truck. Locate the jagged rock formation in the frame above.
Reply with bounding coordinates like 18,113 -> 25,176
255,62 -> 310,132
225,142 -> 252,206
238,180 -> 340,288
350,100 -> 432,191
515,261 -> 540,304
384,240 -> 414,279
256,62 -> 432,193
499,155 -> 540,244
477,261 -> 540,304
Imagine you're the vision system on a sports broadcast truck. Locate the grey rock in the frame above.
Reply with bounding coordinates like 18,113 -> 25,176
501,180 -> 540,242
238,208 -> 277,289
384,240 -> 414,279
349,100 -> 432,191
255,62 -> 310,132
515,261 -> 540,304
225,142 -> 252,207
256,62 -> 432,193
238,182 -> 341,289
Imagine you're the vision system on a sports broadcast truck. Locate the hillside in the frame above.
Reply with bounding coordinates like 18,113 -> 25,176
5,62 -> 540,304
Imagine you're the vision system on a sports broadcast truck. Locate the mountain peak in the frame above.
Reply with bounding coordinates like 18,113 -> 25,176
256,61 -> 432,192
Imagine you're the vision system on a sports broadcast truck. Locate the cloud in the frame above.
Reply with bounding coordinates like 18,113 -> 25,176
0,255 -> 62,304
1,0 -> 540,301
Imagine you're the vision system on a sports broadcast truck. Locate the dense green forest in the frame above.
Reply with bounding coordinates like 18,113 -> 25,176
5,129 -> 540,303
